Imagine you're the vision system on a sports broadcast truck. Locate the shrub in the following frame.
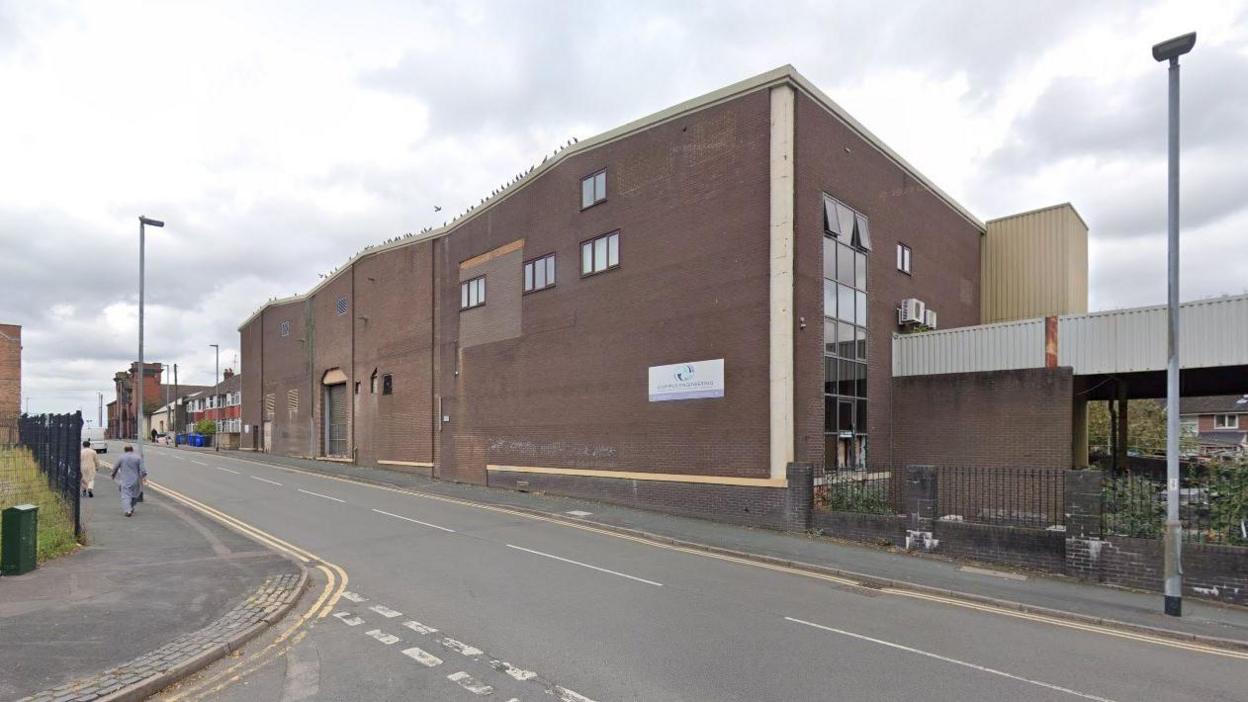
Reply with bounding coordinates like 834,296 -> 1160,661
0,447 -> 79,562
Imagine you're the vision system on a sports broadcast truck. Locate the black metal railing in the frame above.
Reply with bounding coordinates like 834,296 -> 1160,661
935,466 -> 1066,529
1102,463 -> 1248,545
815,465 -> 900,514
15,412 -> 84,537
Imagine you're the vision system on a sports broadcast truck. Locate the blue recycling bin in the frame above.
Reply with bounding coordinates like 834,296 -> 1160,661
190,433 -> 203,447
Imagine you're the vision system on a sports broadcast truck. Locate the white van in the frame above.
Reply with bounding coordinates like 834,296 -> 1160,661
83,426 -> 108,453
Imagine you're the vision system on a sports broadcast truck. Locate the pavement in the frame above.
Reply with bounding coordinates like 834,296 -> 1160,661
126,443 -> 1248,701
0,458 -> 301,701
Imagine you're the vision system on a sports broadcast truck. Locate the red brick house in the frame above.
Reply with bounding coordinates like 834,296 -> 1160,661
1180,395 -> 1248,456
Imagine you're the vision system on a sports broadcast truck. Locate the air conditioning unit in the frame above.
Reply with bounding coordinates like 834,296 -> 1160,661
924,309 -> 938,329
898,298 -> 926,325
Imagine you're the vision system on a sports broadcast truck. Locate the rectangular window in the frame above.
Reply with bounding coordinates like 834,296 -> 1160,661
335,295 -> 348,316
523,253 -> 556,293
580,169 -> 607,209
279,320 -> 291,337
897,243 -> 912,274
581,231 -> 620,276
1214,414 -> 1239,429
460,276 -> 486,310
382,374 -> 393,396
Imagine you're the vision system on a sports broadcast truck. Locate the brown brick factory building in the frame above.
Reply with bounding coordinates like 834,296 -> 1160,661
239,66 -> 1087,527
106,361 -> 165,440
0,323 -> 20,440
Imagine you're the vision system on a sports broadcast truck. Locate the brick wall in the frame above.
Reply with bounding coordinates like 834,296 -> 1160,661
812,510 -> 906,545
0,323 -> 20,427
933,520 -> 1066,572
892,367 -> 1073,469
1066,537 -> 1248,607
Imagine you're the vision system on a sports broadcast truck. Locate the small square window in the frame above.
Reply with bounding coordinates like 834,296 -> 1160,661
382,374 -> 393,396
460,276 -> 486,310
581,231 -> 619,276
524,253 -> 556,293
580,169 -> 607,209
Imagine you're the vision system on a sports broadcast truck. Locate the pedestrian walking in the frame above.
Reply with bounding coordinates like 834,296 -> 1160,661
80,440 -> 98,498
110,444 -> 147,517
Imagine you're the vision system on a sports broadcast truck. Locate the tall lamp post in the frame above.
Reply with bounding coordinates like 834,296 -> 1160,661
137,215 -> 164,461
1153,31 -> 1196,618
210,344 -> 220,451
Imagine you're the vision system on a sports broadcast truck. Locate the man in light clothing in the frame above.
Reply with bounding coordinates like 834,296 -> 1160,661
110,445 -> 147,517
80,440 -> 98,498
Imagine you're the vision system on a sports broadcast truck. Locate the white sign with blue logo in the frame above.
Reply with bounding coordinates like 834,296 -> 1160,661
648,359 -> 725,402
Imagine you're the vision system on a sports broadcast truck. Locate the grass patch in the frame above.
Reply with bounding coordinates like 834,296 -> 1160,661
0,446 -> 80,562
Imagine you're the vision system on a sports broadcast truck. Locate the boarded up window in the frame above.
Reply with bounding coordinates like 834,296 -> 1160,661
264,393 -> 275,420
287,389 -> 299,416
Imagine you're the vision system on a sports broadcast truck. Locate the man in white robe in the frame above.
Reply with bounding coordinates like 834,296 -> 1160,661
80,440 -> 98,498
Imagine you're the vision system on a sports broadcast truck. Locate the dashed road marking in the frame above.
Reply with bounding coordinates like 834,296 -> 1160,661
403,620 -> 439,635
490,659 -> 536,682
440,637 -> 484,657
372,508 -> 456,533
215,466 -> 241,475
189,459 -> 207,465
448,671 -> 494,696
297,488 -> 345,503
341,591 -> 367,603
402,647 -> 443,668
250,475 -> 283,486
369,604 -> 403,618
785,616 -> 1115,701
565,510 -> 593,517
555,687 -> 597,702
365,628 -> 401,645
505,544 -> 662,587
332,611 -> 364,626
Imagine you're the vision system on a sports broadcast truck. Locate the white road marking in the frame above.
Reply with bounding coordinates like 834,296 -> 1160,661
447,672 -> 494,696
565,510 -> 593,517
555,687 -> 597,702
371,508 -> 456,533
440,637 -> 484,657
364,628 -> 401,645
369,604 -> 403,618
215,466 -> 241,475
402,647 -> 443,668
403,620 -> 439,635
505,544 -> 663,587
250,475 -> 283,486
332,611 -> 364,626
489,659 -> 536,682
785,617 -> 1116,701
189,459 -> 207,466
341,591 -> 367,603
297,488 -> 345,503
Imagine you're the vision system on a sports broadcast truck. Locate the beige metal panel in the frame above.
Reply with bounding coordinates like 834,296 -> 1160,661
1058,294 -> 1248,374
981,203 -> 1088,324
892,319 -> 1045,376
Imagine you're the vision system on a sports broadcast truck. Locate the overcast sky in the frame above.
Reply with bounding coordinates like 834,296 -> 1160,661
1,0 -> 1245,417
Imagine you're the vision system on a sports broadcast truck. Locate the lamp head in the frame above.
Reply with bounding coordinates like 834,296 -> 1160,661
1152,32 -> 1196,62
139,216 -> 165,227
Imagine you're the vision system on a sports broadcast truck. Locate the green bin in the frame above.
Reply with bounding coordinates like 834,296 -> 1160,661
1,504 -> 38,575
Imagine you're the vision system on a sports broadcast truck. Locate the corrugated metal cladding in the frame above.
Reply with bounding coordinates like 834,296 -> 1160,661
1058,294 -> 1248,374
892,319 -> 1045,376
981,203 -> 1088,324
894,293 -> 1248,377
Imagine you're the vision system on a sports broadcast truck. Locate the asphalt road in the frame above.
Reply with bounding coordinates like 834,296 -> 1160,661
127,444 -> 1248,701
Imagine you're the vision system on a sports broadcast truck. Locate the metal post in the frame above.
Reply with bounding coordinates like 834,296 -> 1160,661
211,344 -> 220,451
1162,54 -> 1183,617
137,218 -> 144,459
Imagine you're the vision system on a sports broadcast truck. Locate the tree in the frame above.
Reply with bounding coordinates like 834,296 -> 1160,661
1088,399 -> 1196,457
194,419 -> 216,435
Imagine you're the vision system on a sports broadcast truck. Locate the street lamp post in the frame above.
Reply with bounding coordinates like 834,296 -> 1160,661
1153,31 -> 1196,618
210,344 -> 220,451
137,216 -> 164,461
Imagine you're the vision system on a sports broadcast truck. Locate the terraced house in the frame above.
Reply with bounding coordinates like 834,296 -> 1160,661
238,65 -> 1084,527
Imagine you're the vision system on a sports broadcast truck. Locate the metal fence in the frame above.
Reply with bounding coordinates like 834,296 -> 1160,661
815,465 -> 900,515
936,466 -> 1066,529
13,412 -> 84,537
1102,464 -> 1248,545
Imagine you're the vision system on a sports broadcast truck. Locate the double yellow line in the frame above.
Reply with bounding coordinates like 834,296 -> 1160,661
146,480 -> 349,700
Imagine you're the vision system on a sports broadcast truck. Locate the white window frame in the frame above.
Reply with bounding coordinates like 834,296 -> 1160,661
524,253 -> 557,293
580,169 -> 607,209
1214,414 -> 1239,429
897,243 -> 912,274
581,231 -> 619,276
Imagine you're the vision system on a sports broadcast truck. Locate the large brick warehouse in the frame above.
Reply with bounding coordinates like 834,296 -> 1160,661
239,66 -> 1083,527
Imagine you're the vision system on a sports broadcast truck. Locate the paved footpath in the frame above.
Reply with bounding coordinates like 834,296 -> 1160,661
132,444 -> 1248,701
0,461 -> 301,701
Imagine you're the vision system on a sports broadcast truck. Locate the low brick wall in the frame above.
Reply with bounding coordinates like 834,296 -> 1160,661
812,510 -> 906,546
933,520 -> 1066,573
1067,536 -> 1248,606
488,463 -> 813,531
